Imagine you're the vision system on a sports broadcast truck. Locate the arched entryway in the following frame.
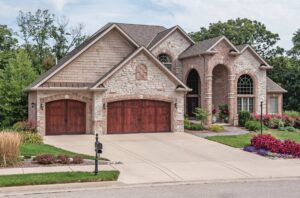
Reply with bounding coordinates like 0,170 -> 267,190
186,69 -> 201,117
212,65 -> 229,122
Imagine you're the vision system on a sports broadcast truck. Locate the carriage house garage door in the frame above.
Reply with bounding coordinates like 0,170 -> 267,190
107,100 -> 171,134
46,100 -> 86,135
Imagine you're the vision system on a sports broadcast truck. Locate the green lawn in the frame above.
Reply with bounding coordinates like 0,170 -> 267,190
20,143 -> 108,160
0,171 -> 119,187
207,129 -> 300,148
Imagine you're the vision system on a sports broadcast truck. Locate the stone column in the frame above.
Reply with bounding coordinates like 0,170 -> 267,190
92,92 -> 103,134
228,74 -> 237,125
204,74 -> 213,125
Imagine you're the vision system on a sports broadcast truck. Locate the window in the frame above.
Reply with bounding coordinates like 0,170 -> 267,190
269,96 -> 278,114
237,74 -> 253,94
158,53 -> 172,70
237,74 -> 254,112
186,69 -> 199,94
238,97 -> 254,112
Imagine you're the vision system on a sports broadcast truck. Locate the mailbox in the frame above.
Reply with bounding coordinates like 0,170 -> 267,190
95,141 -> 103,154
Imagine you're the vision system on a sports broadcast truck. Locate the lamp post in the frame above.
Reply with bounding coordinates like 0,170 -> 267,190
260,97 -> 264,135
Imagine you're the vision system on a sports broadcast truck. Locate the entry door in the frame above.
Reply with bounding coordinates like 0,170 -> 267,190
46,100 -> 86,135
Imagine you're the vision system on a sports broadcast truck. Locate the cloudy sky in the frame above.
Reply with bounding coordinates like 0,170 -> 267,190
0,0 -> 299,49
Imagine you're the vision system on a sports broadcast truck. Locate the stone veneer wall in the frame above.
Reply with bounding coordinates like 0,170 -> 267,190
151,30 -> 191,78
35,91 -> 93,136
93,52 -> 185,134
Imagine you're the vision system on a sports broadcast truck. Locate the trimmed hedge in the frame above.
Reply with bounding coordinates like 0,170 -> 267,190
238,111 -> 251,127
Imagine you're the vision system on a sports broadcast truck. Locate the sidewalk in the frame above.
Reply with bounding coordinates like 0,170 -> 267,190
0,164 -> 116,176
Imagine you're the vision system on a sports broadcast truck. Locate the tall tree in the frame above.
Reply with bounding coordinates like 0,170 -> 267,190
0,50 -> 37,127
288,29 -> 300,58
189,18 -> 283,58
17,9 -> 87,73
0,25 -> 18,69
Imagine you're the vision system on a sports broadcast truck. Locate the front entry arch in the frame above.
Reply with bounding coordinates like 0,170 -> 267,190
186,69 -> 201,117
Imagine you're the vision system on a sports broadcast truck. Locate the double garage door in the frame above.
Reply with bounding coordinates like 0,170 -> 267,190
107,100 -> 171,134
46,99 -> 171,135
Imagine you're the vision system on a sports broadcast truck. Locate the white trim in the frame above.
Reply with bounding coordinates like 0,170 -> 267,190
149,26 -> 195,51
32,24 -> 139,89
92,46 -> 190,90
207,36 -> 239,53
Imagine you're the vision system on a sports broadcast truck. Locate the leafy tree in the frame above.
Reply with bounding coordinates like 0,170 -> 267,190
0,50 -> 37,127
193,107 -> 210,125
0,25 -> 18,69
17,9 -> 86,73
189,18 -> 283,58
288,29 -> 300,58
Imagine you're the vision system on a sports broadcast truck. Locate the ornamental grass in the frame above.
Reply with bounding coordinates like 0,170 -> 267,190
0,131 -> 21,167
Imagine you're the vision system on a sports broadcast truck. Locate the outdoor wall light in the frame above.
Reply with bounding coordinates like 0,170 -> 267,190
103,103 -> 106,109
40,103 -> 44,110
31,102 -> 35,108
174,102 -> 177,109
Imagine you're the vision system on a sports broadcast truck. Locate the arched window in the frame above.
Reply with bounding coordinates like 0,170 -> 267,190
158,53 -> 172,70
186,69 -> 200,117
237,74 -> 253,94
237,74 -> 254,112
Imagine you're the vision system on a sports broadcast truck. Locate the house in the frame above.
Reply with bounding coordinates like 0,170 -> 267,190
26,22 -> 286,135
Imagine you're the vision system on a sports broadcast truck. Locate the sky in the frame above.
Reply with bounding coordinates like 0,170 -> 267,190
0,0 -> 299,49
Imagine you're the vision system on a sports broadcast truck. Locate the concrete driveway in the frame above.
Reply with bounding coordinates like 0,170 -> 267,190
45,132 -> 300,184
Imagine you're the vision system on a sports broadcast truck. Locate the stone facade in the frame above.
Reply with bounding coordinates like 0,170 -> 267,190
27,23 -> 284,135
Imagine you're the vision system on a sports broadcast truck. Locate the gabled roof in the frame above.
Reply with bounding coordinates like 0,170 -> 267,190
26,23 -> 142,90
179,36 -> 239,59
148,25 -> 195,50
116,23 -> 167,46
91,46 -> 190,91
267,77 -> 287,93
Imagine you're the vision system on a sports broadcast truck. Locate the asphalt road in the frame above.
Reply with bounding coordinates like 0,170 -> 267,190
10,179 -> 300,198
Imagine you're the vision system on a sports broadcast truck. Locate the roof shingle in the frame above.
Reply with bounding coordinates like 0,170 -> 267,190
267,77 -> 287,93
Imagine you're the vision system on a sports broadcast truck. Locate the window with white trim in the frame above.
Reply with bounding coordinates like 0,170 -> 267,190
237,74 -> 254,112
158,53 -> 172,70
269,96 -> 278,114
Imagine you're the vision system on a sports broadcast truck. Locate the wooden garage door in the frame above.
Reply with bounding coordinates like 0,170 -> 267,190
107,100 -> 171,134
46,100 -> 86,135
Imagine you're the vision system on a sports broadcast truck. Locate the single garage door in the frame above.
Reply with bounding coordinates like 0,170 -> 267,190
46,100 -> 86,135
107,100 -> 171,134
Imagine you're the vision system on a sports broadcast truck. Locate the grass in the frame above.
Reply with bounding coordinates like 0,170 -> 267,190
20,143 -> 108,160
0,171 -> 119,187
207,129 -> 300,148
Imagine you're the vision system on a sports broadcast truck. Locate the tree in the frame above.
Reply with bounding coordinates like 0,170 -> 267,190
189,18 -> 283,58
0,50 -> 37,127
17,9 -> 87,73
288,29 -> 300,58
0,25 -> 18,69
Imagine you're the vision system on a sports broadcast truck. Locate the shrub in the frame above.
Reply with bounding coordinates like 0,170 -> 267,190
238,111 -> 251,127
257,148 -> 268,156
268,117 -> 284,129
284,126 -> 296,132
243,145 -> 256,152
219,104 -> 229,122
245,120 -> 265,131
34,154 -> 56,164
209,125 -> 225,132
193,108 -> 209,124
20,132 -> 43,144
184,117 -> 191,129
284,111 -> 300,118
56,155 -> 71,164
188,123 -> 205,131
0,132 -> 21,167
295,120 -> 300,129
72,156 -> 84,164
12,120 -> 37,132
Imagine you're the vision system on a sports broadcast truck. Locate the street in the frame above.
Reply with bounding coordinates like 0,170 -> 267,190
7,179 -> 300,198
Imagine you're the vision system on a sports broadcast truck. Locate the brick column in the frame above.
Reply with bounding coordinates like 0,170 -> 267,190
228,74 -> 237,125
204,74 -> 213,125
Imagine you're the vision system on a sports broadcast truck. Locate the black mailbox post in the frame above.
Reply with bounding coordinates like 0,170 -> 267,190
94,133 -> 102,175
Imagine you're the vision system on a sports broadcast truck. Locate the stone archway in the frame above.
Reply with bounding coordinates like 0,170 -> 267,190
186,69 -> 201,117
212,65 -> 229,122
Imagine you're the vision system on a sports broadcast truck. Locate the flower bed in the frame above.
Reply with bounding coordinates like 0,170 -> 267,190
244,134 -> 300,158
